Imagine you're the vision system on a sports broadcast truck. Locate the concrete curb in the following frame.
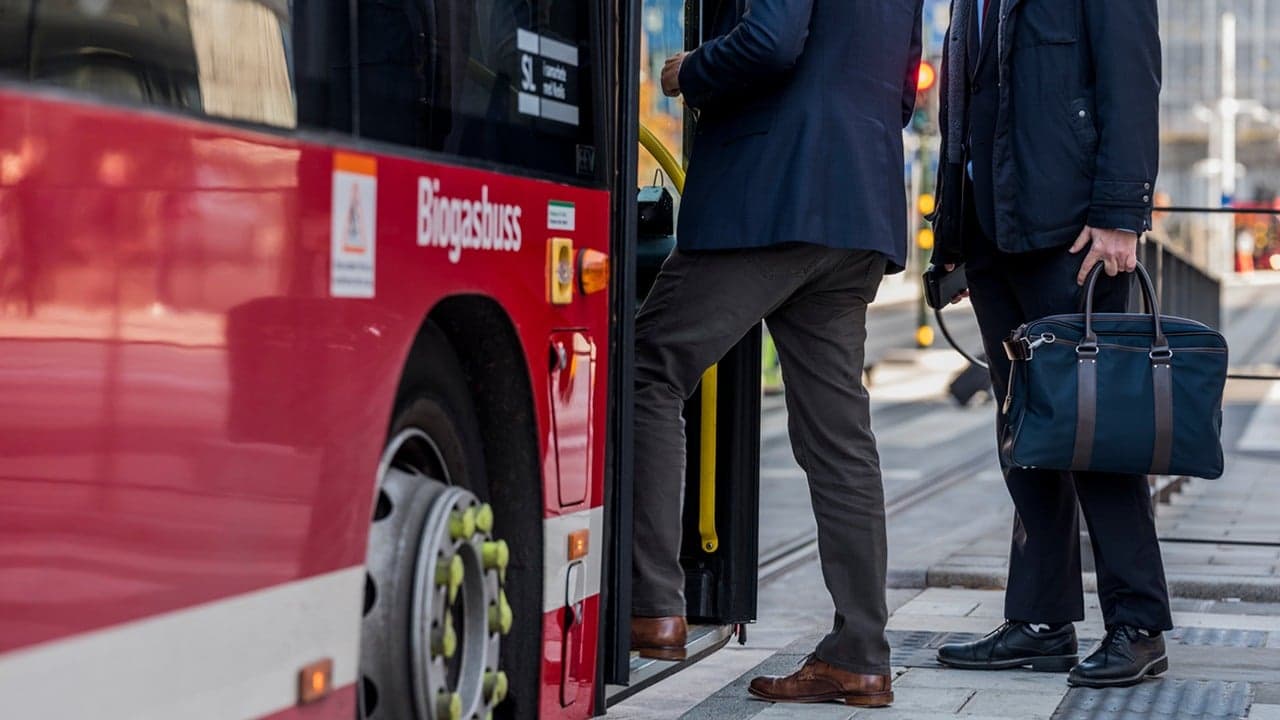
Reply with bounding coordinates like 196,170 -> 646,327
899,565 -> 1280,603
887,567 -> 930,589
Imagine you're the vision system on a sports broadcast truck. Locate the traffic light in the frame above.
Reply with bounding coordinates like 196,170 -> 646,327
911,59 -> 939,135
916,59 -> 937,94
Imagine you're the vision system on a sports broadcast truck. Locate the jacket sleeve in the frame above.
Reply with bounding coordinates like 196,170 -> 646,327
678,0 -> 816,110
902,0 -> 924,129
1082,0 -> 1161,232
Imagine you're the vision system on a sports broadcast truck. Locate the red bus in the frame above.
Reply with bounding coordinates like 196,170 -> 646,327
0,1 -> 763,718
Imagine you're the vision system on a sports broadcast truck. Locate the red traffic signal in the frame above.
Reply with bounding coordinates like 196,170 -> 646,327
917,60 -> 938,94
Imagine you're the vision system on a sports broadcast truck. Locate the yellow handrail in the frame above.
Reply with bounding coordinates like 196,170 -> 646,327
639,124 -> 686,193
638,123 -> 718,554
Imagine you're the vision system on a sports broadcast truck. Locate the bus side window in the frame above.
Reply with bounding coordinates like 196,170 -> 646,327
295,1 -> 356,133
0,0 -> 352,133
354,0 -> 604,183
355,0 -> 435,146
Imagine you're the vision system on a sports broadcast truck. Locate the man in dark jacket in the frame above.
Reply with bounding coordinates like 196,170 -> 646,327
629,0 -> 923,705
930,0 -> 1172,688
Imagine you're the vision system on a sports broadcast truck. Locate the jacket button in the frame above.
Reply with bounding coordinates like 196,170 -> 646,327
1078,110 -> 1087,118
1143,195 -> 1151,203
1144,182 -> 1152,190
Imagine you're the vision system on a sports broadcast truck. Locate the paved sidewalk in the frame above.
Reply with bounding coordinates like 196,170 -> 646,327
677,588 -> 1280,719
922,379 -> 1280,603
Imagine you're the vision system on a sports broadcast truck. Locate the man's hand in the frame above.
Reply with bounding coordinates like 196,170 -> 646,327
661,53 -> 688,97
1070,226 -> 1139,286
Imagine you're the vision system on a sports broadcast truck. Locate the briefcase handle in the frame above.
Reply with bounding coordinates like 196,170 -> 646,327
1080,262 -> 1169,356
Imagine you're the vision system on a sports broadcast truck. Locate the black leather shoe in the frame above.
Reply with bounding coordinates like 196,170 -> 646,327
937,621 -> 1078,672
1068,625 -> 1167,688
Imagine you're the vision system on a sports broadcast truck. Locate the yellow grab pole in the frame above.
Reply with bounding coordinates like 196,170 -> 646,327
638,124 -> 718,554
639,124 -> 685,192
697,365 -> 719,552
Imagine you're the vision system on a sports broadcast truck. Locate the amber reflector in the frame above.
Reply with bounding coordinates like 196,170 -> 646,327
568,528 -> 590,561
298,658 -> 333,705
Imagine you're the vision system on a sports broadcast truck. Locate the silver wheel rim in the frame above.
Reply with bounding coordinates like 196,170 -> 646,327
361,428 -> 509,720
411,486 -> 501,720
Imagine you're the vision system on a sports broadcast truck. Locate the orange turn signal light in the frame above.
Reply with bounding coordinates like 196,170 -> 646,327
577,249 -> 610,295
568,528 -> 590,561
298,658 -> 333,705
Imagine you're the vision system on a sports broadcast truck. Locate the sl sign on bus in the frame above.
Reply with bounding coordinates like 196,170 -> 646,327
331,153 -> 378,298
516,28 -> 580,127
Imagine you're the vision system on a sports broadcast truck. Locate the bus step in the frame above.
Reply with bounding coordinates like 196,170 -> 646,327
604,623 -> 736,707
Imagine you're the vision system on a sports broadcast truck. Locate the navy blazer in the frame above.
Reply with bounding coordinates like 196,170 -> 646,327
676,0 -> 924,272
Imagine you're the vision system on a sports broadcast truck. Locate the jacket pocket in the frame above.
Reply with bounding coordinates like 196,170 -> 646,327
721,108 -> 775,145
1013,0 -> 1081,49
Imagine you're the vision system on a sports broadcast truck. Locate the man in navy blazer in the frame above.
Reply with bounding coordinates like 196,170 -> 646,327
629,0 -> 924,706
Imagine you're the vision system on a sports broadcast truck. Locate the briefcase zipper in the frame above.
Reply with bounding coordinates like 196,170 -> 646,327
1023,334 -> 1226,354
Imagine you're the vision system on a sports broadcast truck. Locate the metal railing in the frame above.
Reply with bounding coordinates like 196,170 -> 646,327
1138,233 -> 1222,330
1141,206 -> 1280,381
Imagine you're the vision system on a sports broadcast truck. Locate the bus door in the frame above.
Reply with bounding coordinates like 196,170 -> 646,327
599,0 -> 762,698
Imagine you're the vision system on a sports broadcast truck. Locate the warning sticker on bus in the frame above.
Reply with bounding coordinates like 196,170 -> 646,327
331,153 -> 377,298
517,28 -> 580,127
548,200 -> 576,231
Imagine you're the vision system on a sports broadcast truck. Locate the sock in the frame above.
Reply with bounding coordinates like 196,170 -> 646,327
1027,622 -> 1068,634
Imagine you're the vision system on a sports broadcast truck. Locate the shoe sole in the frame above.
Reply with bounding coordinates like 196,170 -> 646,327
747,687 -> 894,707
636,646 -> 687,661
1066,655 -> 1168,688
937,654 -> 1079,672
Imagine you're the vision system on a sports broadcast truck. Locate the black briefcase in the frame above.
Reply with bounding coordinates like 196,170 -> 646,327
1001,263 -> 1228,479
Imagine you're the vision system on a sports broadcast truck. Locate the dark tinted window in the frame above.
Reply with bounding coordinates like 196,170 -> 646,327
0,0 -> 351,131
355,0 -> 604,182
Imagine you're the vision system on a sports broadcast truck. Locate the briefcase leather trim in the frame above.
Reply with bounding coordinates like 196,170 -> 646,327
1151,357 -> 1174,475
1072,354 -> 1097,469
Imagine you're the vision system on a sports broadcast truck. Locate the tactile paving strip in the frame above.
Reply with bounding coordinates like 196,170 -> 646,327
1051,679 -> 1250,720
889,626 -> 1265,669
888,630 -> 981,668
1166,627 -> 1268,648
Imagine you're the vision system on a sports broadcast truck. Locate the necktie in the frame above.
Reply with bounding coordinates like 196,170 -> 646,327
983,0 -> 993,19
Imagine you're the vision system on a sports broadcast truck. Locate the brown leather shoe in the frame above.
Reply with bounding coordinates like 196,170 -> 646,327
630,616 -> 687,661
748,656 -> 892,707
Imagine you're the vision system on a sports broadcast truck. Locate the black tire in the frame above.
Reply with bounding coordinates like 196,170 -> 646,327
389,324 -> 488,498
363,322 -> 538,720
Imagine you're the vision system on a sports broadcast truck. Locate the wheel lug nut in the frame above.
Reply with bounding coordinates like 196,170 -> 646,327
475,503 -> 494,534
437,690 -> 462,720
482,540 -> 510,573
449,508 -> 476,540
435,555 -> 464,603
489,590 -> 513,635
434,614 -> 458,659
484,670 -> 509,704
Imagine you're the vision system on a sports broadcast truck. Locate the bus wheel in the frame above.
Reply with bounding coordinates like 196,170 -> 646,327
361,404 -> 510,719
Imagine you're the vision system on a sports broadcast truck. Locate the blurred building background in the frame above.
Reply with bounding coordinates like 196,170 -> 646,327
1158,0 -> 1280,272
1160,0 -> 1280,205
638,0 -> 684,187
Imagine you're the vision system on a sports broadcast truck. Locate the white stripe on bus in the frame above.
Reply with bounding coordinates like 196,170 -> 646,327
2,506 -> 607,718
543,506 -> 604,613
0,566 -> 364,720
